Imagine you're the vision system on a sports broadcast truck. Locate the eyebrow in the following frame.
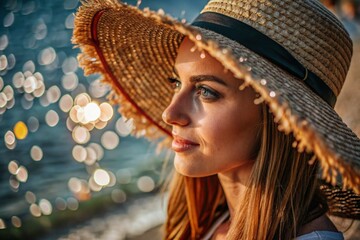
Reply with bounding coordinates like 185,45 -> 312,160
173,67 -> 228,86
189,75 -> 228,86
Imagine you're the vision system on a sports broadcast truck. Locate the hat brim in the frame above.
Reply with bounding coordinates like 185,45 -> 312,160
72,0 -> 360,217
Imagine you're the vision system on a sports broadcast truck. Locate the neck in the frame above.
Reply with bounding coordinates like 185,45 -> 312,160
217,161 -> 254,220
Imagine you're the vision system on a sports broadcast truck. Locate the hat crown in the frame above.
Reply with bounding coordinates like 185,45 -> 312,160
201,0 -> 353,96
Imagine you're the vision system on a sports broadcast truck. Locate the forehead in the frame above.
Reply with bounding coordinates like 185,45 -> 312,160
174,37 -> 242,87
175,37 -> 214,66
175,37 -> 226,74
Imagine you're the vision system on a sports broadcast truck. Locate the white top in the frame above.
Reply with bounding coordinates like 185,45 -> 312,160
201,211 -> 344,240
202,211 -> 230,240
296,231 -> 344,240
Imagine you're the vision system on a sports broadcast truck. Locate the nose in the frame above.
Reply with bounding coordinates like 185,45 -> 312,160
162,94 -> 191,127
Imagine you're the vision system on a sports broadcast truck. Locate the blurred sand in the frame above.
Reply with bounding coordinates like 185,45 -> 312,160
331,39 -> 360,240
129,226 -> 162,240
335,40 -> 360,137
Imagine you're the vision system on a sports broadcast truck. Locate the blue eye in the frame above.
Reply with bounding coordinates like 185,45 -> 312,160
197,86 -> 219,100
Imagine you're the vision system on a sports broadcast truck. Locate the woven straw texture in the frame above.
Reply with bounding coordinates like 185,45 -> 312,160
72,0 -> 360,218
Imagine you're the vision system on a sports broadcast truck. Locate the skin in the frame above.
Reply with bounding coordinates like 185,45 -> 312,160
162,37 -> 337,238
162,37 -> 262,219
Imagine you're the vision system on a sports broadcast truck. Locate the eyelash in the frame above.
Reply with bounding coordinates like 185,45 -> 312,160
168,77 -> 181,91
167,77 -> 220,101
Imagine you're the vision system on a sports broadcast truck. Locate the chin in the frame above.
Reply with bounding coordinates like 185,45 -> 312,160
173,157 -> 215,178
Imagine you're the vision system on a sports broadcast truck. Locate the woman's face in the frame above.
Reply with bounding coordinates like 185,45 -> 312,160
162,37 -> 262,177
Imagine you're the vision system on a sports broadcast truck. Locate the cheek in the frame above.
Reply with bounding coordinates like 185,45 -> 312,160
201,103 -> 261,158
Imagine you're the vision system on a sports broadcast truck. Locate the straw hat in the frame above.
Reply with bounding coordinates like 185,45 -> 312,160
72,0 -> 360,218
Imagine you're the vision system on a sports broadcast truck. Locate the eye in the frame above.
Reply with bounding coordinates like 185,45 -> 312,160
196,85 -> 220,101
167,77 -> 181,92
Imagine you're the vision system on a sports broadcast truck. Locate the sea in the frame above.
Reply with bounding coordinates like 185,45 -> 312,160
0,0 -> 206,239
0,0 -> 359,240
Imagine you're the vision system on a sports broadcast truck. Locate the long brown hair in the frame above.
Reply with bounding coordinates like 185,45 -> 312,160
164,104 -> 327,239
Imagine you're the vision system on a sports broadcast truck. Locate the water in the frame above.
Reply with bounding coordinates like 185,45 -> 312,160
0,0 -> 207,238
1,0 -> 359,239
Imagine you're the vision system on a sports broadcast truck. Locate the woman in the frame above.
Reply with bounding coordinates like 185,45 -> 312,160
73,0 -> 360,239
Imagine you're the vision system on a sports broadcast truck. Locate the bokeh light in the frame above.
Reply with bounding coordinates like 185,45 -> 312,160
66,117 -> 76,131
39,199 -> 53,215
115,117 -> 134,137
101,131 -> 119,150
65,13 -> 75,29
45,110 -> 60,127
38,47 -> 56,65
62,57 -> 78,74
88,143 -> 104,161
3,85 -> 14,101
59,94 -> 73,112
14,121 -> 28,140
25,191 -> 37,204
7,54 -> 16,70
11,216 -> 22,228
72,126 -> 90,144
0,1 -> 229,239
13,72 -> 25,88
27,116 -> 40,132
0,218 -> 5,229
75,93 -> 90,107
31,145 -> 43,161
29,204 -> 42,217
47,85 -> 61,104
22,1 -> 37,15
0,92 -> 7,108
72,145 -> 87,162
89,79 -> 109,98
84,146 -> 97,165
23,76 -> 37,93
5,130 -> 16,149
68,177 -> 82,193
21,95 -> 33,110
64,0 -> 79,10
9,176 -> 19,191
8,160 -> 19,175
67,197 -> 79,211
55,197 -> 67,211
84,102 -> 101,122
68,177 -> 91,201
34,20 -> 48,40
23,61 -> 35,74
111,189 -> 127,203
0,55 -> 7,71
99,102 -> 113,122
93,169 -> 110,187
0,35 -> 8,51
88,176 -> 102,192
137,176 -> 155,193
3,12 -> 15,27
39,94 -> 50,107
94,120 -> 107,130
61,73 -> 78,91
16,166 -> 29,183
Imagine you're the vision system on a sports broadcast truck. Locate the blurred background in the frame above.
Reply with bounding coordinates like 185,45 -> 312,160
0,0 -> 359,239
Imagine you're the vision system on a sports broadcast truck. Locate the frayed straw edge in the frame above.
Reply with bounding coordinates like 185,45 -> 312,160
72,0 -> 170,147
72,0 -> 360,193
170,22 -> 360,194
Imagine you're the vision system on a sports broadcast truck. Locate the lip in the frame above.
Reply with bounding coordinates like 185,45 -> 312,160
172,134 -> 199,153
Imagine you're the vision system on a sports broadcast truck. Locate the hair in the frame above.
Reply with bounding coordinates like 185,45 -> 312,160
163,104 -> 328,240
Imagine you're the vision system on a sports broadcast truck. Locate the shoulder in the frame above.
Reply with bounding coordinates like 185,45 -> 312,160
296,231 -> 344,240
